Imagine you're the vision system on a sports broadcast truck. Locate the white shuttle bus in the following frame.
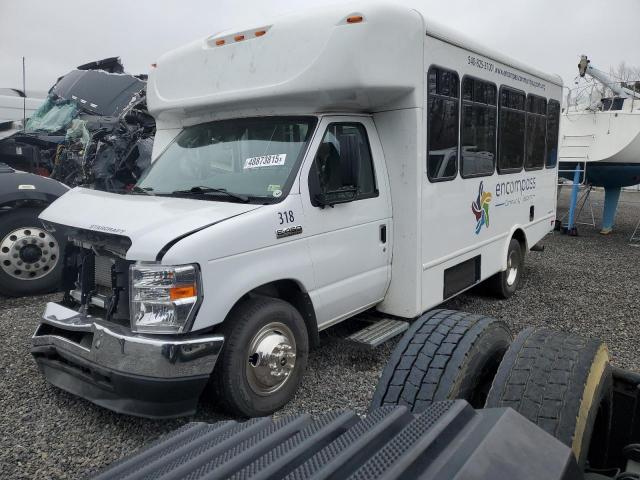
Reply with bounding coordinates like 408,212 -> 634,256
32,3 -> 562,418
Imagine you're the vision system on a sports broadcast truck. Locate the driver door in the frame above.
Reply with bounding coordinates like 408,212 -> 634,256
300,116 -> 392,329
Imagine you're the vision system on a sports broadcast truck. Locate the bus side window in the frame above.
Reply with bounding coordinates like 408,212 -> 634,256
497,86 -> 526,174
524,94 -> 547,171
460,77 -> 497,178
546,100 -> 561,168
427,66 -> 459,182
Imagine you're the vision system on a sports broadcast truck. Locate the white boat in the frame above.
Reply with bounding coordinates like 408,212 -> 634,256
559,55 -> 640,233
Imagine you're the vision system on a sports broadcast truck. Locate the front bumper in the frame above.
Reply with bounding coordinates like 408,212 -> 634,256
31,302 -> 224,418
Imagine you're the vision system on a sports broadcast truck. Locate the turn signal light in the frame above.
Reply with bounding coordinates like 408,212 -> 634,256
169,285 -> 197,301
347,15 -> 363,23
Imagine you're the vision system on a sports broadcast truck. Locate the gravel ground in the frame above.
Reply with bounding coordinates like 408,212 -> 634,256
1,190 -> 639,479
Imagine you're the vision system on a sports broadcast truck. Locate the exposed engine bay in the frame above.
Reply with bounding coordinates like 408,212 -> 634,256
0,57 -> 155,192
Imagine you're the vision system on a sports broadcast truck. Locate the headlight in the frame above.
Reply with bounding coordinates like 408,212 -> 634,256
130,263 -> 200,334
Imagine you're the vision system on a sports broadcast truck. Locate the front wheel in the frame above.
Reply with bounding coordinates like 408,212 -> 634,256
0,207 -> 65,297
211,296 -> 309,417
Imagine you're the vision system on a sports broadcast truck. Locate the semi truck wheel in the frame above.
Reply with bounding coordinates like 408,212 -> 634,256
485,328 -> 613,469
211,296 -> 309,417
488,238 -> 523,298
370,309 -> 512,413
0,207 -> 65,297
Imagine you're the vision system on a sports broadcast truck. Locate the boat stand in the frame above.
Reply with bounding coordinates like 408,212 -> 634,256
556,164 -> 594,236
630,217 -> 640,247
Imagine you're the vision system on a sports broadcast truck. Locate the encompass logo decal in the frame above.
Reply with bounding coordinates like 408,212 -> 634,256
471,181 -> 492,234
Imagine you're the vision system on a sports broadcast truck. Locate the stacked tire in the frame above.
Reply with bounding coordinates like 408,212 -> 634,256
372,309 -> 613,469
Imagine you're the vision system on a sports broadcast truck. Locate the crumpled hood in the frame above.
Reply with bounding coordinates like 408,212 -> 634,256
39,187 -> 261,261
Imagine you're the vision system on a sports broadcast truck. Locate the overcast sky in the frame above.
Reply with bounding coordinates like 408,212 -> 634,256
1,0 -> 638,96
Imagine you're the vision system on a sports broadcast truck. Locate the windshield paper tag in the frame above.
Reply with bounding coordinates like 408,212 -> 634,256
244,154 -> 286,169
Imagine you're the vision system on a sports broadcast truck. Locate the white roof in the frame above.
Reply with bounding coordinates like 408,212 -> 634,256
147,2 -> 562,125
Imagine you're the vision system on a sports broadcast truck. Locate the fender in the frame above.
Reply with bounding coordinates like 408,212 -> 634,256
0,164 -> 69,209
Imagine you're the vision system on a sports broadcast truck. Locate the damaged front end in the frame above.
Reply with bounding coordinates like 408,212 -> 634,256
31,225 -> 224,418
0,57 -> 155,192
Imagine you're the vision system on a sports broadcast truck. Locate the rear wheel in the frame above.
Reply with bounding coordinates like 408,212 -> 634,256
485,328 -> 613,469
211,296 -> 309,417
370,309 -> 512,413
0,207 -> 65,297
487,238 -> 523,298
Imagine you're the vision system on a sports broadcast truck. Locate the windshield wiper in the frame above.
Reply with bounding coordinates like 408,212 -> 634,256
130,185 -> 155,196
170,186 -> 250,203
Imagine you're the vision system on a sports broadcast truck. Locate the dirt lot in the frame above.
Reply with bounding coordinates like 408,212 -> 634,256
1,189 -> 639,479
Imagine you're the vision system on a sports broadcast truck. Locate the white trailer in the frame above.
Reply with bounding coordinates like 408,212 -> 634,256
32,2 -> 562,418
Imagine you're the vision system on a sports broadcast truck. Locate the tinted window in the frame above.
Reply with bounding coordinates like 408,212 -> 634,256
427,67 -> 459,181
546,100 -> 561,168
525,95 -> 547,170
498,87 -> 526,173
308,123 -> 377,206
461,77 -> 497,178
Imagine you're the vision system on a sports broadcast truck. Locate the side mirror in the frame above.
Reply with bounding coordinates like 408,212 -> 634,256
315,185 -> 357,207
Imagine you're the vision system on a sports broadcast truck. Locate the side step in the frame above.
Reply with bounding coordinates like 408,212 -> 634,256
346,318 -> 409,349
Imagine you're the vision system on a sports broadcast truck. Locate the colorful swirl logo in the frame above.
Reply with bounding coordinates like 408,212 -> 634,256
471,181 -> 492,234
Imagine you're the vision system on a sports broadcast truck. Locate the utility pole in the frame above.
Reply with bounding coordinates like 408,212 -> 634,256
22,56 -> 26,130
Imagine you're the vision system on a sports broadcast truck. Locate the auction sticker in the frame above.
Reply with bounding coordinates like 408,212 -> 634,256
244,154 -> 286,169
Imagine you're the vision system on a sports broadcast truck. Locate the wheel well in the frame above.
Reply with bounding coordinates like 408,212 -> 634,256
512,229 -> 527,256
230,280 -> 319,348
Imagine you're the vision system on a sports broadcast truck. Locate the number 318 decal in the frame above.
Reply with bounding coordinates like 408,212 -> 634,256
278,210 -> 295,225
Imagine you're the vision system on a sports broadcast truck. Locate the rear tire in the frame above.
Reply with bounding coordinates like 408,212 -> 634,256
370,309 -> 512,413
211,296 -> 309,417
487,238 -> 523,298
485,328 -> 613,469
0,207 -> 65,297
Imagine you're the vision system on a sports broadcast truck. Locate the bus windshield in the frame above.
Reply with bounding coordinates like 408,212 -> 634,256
137,116 -> 317,202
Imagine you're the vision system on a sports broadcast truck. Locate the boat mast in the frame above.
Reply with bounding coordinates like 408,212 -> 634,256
578,55 -> 640,99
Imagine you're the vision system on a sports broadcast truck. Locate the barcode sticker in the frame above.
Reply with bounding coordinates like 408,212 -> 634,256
244,154 -> 286,169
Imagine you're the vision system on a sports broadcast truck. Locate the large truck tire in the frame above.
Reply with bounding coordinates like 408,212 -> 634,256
0,207 -> 65,297
370,309 -> 512,412
485,328 -> 613,469
211,296 -> 309,417
487,237 -> 523,298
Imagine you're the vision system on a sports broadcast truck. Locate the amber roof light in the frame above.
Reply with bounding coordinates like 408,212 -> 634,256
347,15 -> 363,24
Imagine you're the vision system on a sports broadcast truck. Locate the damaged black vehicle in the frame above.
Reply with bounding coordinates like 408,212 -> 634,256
0,57 -> 155,192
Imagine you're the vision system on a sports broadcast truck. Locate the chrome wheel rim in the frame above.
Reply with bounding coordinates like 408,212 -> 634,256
246,322 -> 297,396
0,226 -> 59,281
506,250 -> 519,286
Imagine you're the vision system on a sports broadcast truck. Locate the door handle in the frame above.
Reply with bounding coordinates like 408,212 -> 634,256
380,224 -> 387,244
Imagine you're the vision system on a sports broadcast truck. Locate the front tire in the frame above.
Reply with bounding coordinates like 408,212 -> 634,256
0,207 -> 65,297
212,296 -> 309,417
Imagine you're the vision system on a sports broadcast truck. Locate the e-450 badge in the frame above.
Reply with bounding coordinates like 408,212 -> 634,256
276,225 -> 303,239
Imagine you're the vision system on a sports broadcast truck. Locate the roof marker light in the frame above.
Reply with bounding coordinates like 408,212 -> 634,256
255,30 -> 266,37
347,15 -> 363,23
215,39 -> 225,46
150,63 -> 157,68
234,34 -> 245,41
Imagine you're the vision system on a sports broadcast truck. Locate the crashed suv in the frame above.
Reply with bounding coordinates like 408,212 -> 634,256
0,57 -> 155,192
